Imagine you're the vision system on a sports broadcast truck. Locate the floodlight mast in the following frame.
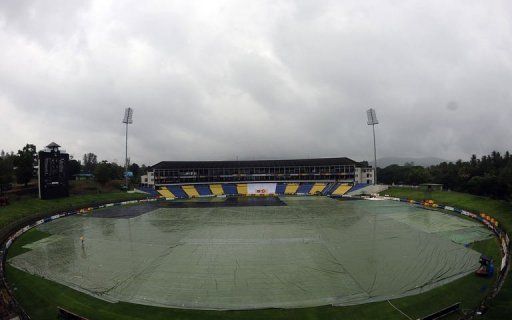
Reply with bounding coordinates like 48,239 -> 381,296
366,108 -> 378,185
122,108 -> 133,190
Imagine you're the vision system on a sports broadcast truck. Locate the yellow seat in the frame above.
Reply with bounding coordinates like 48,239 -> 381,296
309,183 -> 326,195
285,183 -> 299,195
182,185 -> 200,197
237,184 -> 248,195
332,184 -> 351,195
157,188 -> 175,199
209,184 -> 224,196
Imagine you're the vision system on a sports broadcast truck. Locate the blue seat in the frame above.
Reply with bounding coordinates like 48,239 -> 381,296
195,185 -> 212,196
347,183 -> 368,193
167,185 -> 188,198
275,183 -> 287,195
222,184 -> 238,195
322,183 -> 337,196
139,187 -> 159,197
296,183 -> 313,194
322,182 -> 339,195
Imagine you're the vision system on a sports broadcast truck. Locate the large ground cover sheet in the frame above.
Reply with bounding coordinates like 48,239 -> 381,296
9,197 -> 490,309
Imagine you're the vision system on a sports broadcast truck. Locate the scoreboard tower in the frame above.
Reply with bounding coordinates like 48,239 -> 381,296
38,142 -> 69,200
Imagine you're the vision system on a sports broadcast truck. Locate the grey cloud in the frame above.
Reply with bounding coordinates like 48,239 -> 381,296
0,0 -> 511,165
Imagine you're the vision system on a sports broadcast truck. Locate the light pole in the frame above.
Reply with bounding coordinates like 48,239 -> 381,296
366,108 -> 378,185
122,107 -> 133,190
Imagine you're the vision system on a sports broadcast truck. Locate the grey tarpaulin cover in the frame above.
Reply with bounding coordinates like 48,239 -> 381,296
9,197 -> 490,310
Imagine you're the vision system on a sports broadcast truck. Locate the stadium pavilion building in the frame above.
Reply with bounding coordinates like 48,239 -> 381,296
140,157 -> 375,198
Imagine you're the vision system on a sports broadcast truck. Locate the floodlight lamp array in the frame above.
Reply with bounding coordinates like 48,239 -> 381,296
366,108 -> 378,125
123,107 -> 133,124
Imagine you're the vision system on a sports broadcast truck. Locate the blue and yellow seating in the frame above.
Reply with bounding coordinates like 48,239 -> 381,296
309,183 -> 326,195
182,185 -> 200,198
209,184 -> 224,196
285,183 -> 299,195
157,187 -> 175,199
332,184 -> 351,196
236,184 -> 248,195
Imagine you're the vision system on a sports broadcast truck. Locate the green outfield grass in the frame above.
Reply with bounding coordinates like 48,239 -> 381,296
381,187 -> 512,319
0,192 -> 146,231
381,188 -> 512,230
2,191 -> 504,320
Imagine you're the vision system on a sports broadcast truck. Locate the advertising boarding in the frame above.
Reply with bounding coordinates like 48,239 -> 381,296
247,183 -> 277,195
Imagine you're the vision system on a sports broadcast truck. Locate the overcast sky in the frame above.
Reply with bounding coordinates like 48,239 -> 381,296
1,1 -> 511,165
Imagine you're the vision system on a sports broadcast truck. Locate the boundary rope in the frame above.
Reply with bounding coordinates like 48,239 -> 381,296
387,299 -> 414,320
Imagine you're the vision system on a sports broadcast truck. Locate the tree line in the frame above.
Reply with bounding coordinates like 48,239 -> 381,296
0,144 -> 38,192
78,152 -> 146,186
0,144 -> 146,194
378,151 -> 512,199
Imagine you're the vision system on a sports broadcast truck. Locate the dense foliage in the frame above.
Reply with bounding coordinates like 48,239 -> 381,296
0,144 -> 146,190
82,153 -> 98,173
15,144 -> 37,187
0,150 -> 15,193
378,151 -> 512,199
94,161 -> 125,185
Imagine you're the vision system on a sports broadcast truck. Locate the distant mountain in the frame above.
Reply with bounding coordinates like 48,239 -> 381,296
375,157 -> 447,168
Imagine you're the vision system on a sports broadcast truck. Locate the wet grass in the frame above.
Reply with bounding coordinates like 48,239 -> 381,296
6,229 -> 51,258
382,187 -> 511,319
382,188 -> 512,230
4,191 -> 503,320
0,192 -> 147,231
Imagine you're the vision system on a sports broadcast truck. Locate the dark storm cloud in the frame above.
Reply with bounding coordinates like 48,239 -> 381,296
0,0 -> 511,165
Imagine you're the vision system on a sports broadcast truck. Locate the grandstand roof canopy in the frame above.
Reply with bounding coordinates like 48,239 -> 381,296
151,157 -> 362,169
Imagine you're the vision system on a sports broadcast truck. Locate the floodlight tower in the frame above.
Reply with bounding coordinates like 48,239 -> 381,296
122,107 -> 133,189
366,108 -> 378,185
